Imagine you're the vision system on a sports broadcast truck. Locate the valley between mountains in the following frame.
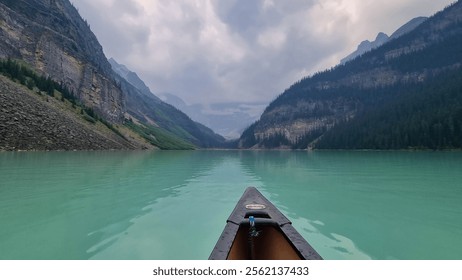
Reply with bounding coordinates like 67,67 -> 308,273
1,0 -> 461,151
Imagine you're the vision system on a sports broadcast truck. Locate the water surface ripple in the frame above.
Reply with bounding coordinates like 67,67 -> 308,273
0,150 -> 461,259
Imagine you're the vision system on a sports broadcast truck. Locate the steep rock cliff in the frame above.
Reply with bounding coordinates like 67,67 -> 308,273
0,0 -> 226,149
0,0 -> 123,122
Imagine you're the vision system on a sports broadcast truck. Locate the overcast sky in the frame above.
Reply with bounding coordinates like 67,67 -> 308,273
71,0 -> 455,107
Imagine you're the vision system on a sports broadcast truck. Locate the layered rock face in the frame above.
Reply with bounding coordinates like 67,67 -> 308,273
0,0 -> 124,122
0,0 -> 228,149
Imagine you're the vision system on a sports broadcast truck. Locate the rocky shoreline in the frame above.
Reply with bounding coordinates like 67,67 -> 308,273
0,76 -> 141,151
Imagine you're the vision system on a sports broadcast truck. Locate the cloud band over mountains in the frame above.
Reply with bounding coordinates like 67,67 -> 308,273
72,0 -> 454,106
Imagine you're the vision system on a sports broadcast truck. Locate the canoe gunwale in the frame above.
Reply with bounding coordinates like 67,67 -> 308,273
209,187 -> 322,260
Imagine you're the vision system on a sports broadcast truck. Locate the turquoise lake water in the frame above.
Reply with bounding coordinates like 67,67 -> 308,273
0,150 -> 461,260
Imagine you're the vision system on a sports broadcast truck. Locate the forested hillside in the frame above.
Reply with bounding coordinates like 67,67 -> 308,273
239,1 -> 462,150
316,69 -> 462,149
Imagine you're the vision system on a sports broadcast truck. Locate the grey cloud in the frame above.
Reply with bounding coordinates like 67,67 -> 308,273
72,0 -> 150,58
213,0 -> 266,37
71,0 -> 454,107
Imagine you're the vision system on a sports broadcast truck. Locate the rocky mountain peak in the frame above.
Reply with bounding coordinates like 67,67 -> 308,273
109,58 -> 160,101
341,17 -> 427,64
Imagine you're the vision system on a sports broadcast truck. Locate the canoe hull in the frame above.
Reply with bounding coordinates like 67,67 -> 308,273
209,187 -> 322,260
